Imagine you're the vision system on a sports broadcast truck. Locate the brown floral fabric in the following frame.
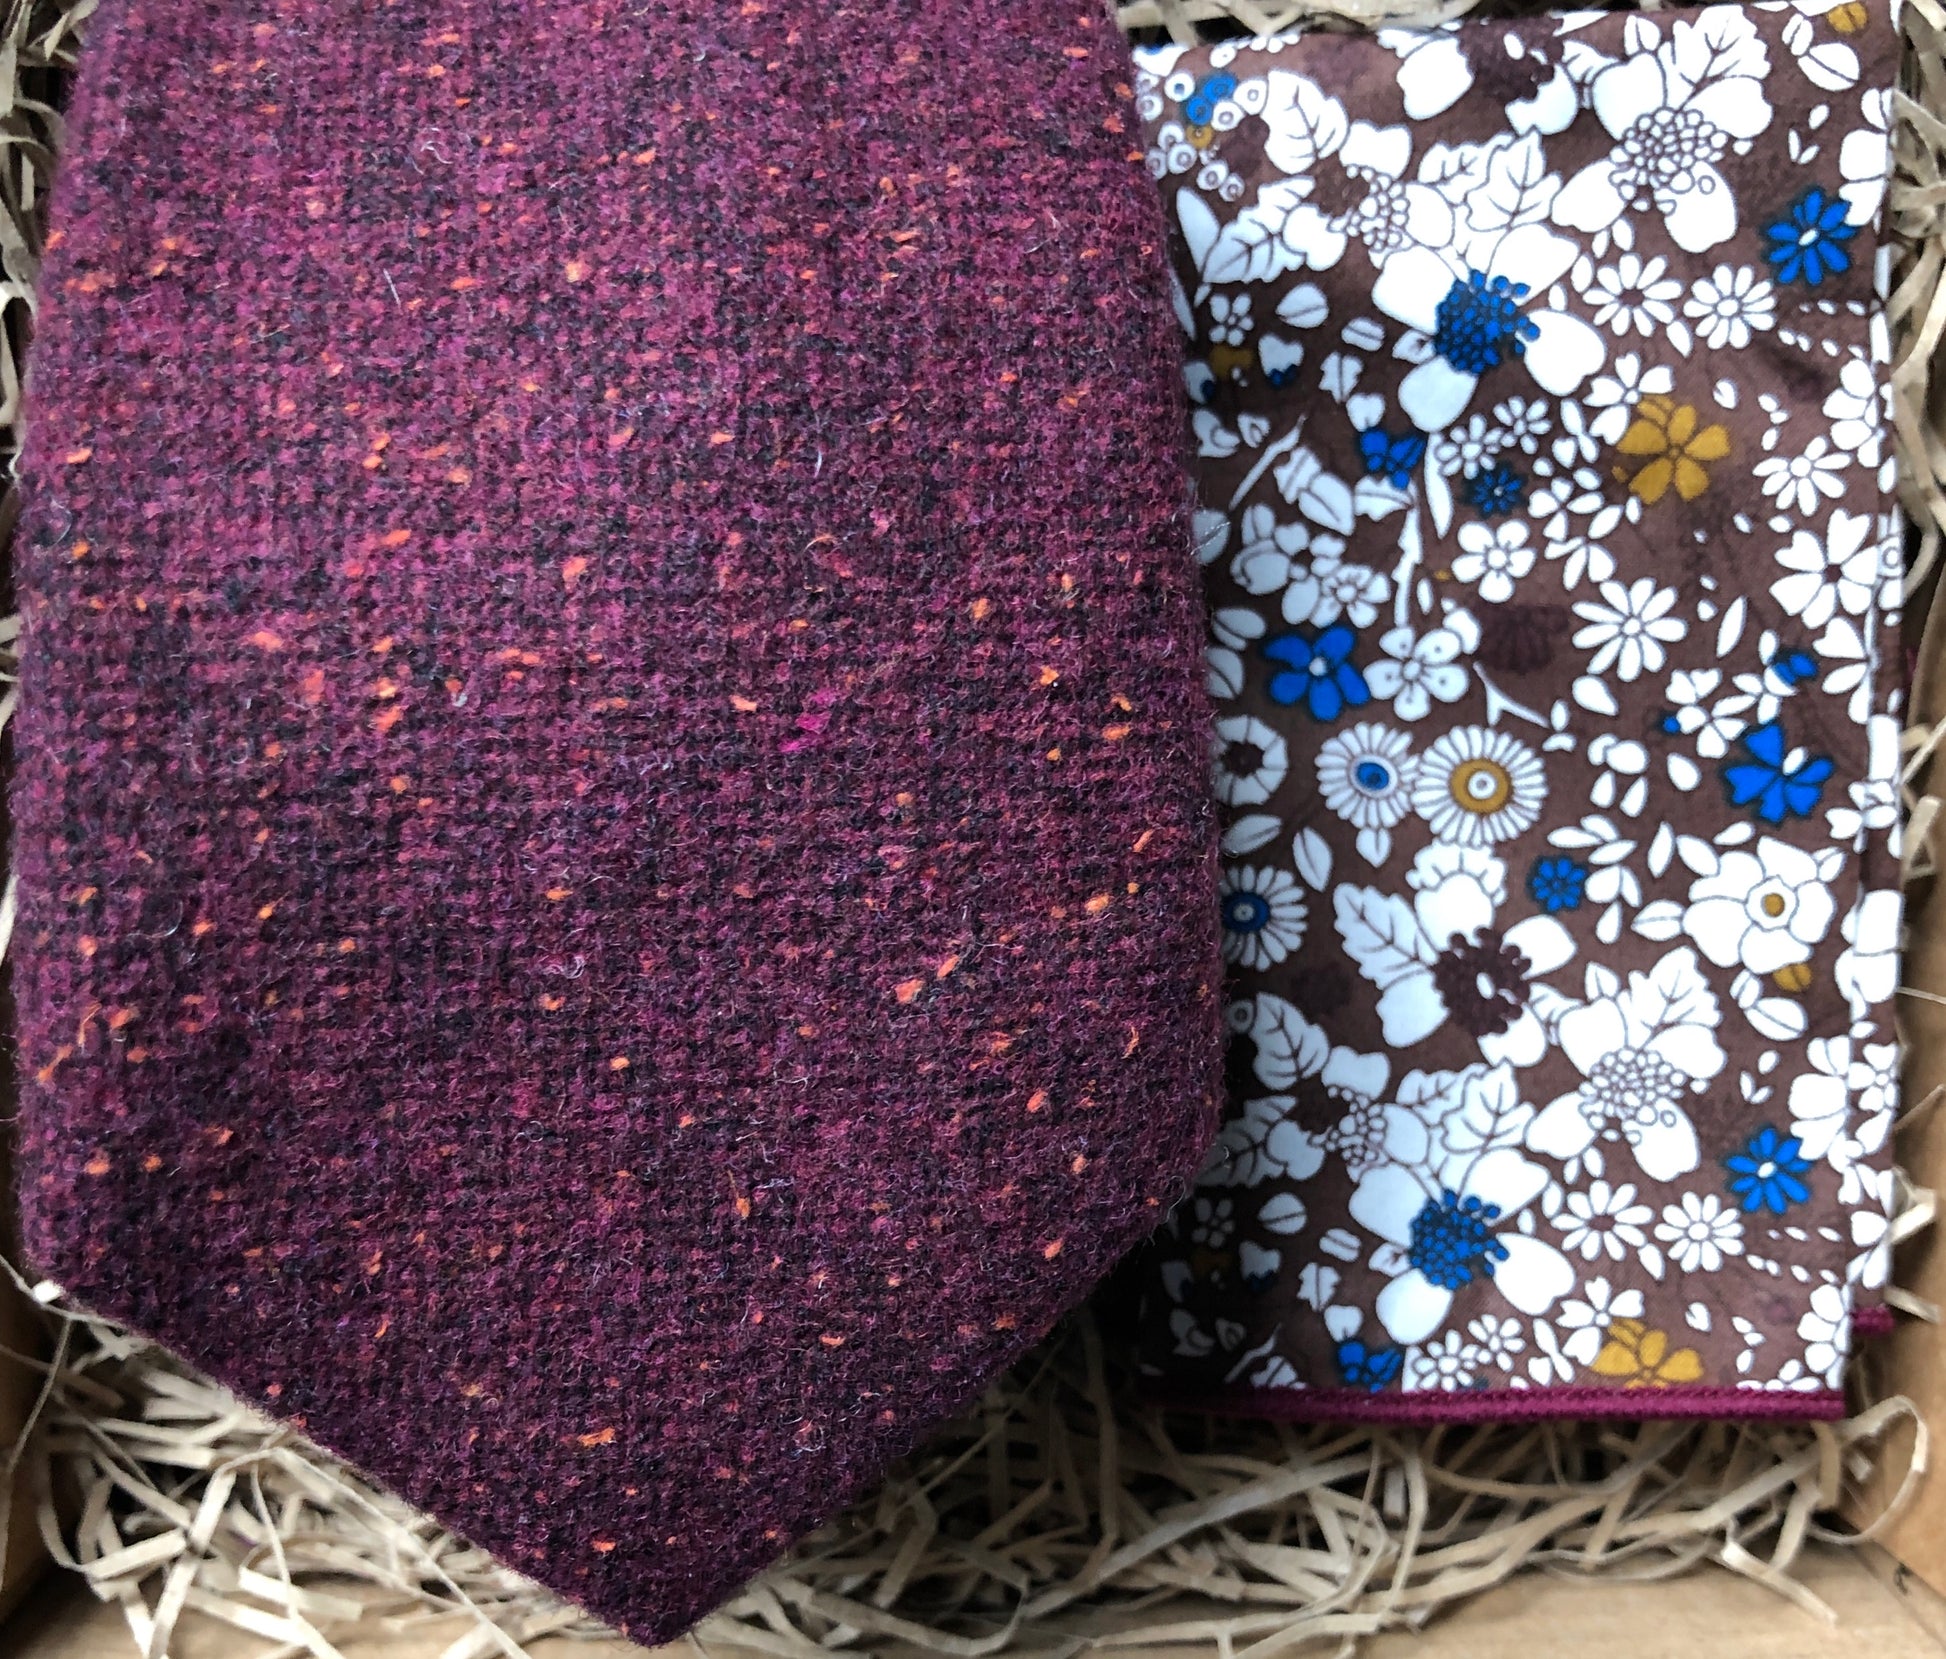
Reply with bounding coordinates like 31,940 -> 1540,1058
1128,2 -> 1901,1416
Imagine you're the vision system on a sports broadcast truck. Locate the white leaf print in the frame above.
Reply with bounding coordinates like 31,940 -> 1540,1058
1238,412 -> 1272,448
1687,1302 -> 1712,1332
1206,178 -> 1312,285
1260,1192 -> 1311,1235
1573,676 -> 1619,716
1323,1305 -> 1365,1342
1293,827 -> 1333,891
1424,452 -> 1454,539
1318,1228 -> 1363,1263
1676,835 -> 1720,877
1717,597 -> 1746,658
1298,1262 -> 1340,1308
1177,190 -> 1221,279
1335,885 -> 1430,992
1795,40 -> 1860,93
1633,900 -> 1683,941
1278,281 -> 1330,328
1222,814 -> 1283,856
1320,352 -> 1362,401
1467,131 -> 1560,233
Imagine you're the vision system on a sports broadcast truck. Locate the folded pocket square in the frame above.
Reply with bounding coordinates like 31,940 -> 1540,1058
1126,2 -> 1903,1418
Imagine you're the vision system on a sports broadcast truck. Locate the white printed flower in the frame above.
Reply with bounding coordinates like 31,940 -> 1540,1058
1586,352 -> 1675,443
1680,837 -> 1841,976
1583,252 -> 1684,336
1283,548 -> 1391,629
1316,723 -> 1417,865
1208,292 -> 1254,346
1683,264 -> 1775,349
1838,87 -> 1892,226
1755,436 -> 1849,516
1365,625 -> 1470,722
1823,358 -> 1887,475
1572,578 -> 1687,681
1797,1282 -> 1849,1389
1412,726 -> 1547,847
1371,225 -> 1606,433
1406,1330 -> 1482,1392
1552,9 -> 1773,253
1206,605 -> 1267,701
1493,396 -> 1551,454
1434,412 -> 1508,479
1452,520 -> 1536,603
1552,1180 -> 1654,1262
1232,502 -> 1314,596
1835,887 -> 1901,1011
1786,1035 -> 1859,1163
1220,865 -> 1307,970
1528,949 -> 1726,1182
1654,1191 -> 1744,1273
1212,715 -> 1289,808
1664,668 -> 1752,759
1349,1068 -> 1575,1345
1770,507 -> 1879,629
1468,1314 -> 1526,1371
1556,1275 -> 1645,1365
1188,1195 -> 1236,1249
1334,843 -> 1575,1060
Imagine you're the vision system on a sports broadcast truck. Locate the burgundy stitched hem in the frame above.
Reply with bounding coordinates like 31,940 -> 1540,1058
1853,1304 -> 1897,1338
1143,1384 -> 1849,1424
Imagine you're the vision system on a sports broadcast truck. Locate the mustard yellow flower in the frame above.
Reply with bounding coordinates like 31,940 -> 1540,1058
1590,1318 -> 1706,1388
1614,395 -> 1731,504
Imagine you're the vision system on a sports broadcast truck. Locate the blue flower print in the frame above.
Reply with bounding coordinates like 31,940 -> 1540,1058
1527,855 -> 1588,913
1336,1339 -> 1405,1392
1764,188 -> 1859,287
1723,720 -> 1834,824
1726,1126 -> 1814,1216
1182,71 -> 1237,129
1264,626 -> 1371,722
1434,270 -> 1540,376
1408,1190 -> 1510,1289
1466,462 -> 1526,517
1359,427 -> 1427,488
1766,645 -> 1819,690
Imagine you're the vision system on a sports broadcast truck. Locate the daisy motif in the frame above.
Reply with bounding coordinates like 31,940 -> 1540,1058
1552,1180 -> 1654,1262
1212,714 -> 1289,808
1654,1191 -> 1744,1272
1682,264 -> 1775,349
1527,948 -> 1726,1182
1370,224 -> 1606,433
1584,252 -> 1683,337
1572,578 -> 1687,681
1220,865 -> 1308,971
1412,726 -> 1547,847
1315,722 -> 1417,865
1754,436 -> 1849,516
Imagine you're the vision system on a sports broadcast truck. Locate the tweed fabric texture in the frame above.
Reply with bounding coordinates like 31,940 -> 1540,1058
11,0 -> 1225,1637
1125,3 -> 1902,1419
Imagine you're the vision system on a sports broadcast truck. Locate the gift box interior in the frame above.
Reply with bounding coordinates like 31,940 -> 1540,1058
7,0 -> 1946,1652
